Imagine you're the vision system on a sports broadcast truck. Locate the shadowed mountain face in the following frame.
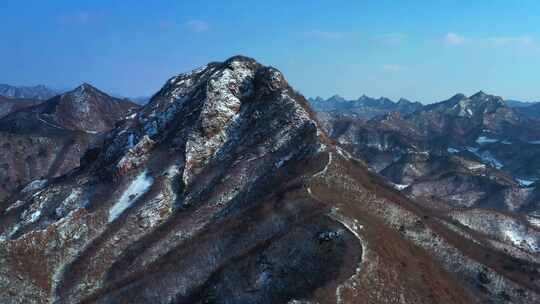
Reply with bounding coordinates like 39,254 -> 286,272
0,96 -> 42,118
0,85 -> 139,202
1,56 -> 539,304
309,95 -> 423,120
514,102 -> 540,121
0,84 -> 57,100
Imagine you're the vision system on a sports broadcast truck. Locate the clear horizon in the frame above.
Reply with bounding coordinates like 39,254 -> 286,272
2,0 -> 540,103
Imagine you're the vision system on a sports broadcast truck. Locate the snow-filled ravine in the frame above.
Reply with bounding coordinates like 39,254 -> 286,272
109,170 -> 154,222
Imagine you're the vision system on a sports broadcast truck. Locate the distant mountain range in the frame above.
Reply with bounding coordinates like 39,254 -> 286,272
308,95 -> 423,119
506,99 -> 540,108
318,91 -> 540,214
309,94 -> 540,119
0,84 -> 57,100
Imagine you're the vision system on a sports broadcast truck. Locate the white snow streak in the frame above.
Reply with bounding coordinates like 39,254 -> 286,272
476,136 -> 499,145
109,170 -> 154,222
390,183 -> 410,190
516,178 -> 537,188
313,152 -> 332,178
37,115 -> 63,129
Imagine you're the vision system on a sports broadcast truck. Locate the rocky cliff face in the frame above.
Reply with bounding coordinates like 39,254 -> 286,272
1,57 -> 539,304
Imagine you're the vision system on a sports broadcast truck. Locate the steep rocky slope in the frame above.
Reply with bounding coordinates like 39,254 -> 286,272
0,85 -> 139,202
0,56 -> 538,303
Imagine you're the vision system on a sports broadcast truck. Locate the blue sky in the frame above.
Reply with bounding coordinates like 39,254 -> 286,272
1,0 -> 540,103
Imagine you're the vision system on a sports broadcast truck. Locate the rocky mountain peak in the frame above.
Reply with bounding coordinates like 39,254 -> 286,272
471,90 -> 488,99
327,94 -> 346,102
426,91 -> 507,118
65,82 -> 107,102
310,96 -> 325,103
469,91 -> 505,105
0,83 -> 139,134
98,55 -> 321,185
449,93 -> 467,101
358,94 -> 369,100
397,98 -> 411,104
0,57 -> 336,303
77,82 -> 95,92
3,56 -> 540,304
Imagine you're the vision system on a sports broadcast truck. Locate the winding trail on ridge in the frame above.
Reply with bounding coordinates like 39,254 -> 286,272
306,149 -> 368,303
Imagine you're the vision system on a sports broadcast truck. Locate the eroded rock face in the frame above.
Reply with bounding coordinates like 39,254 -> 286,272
1,57 -> 539,304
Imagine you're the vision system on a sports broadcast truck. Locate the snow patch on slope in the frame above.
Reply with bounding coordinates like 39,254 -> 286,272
275,153 -> 293,168
182,60 -> 256,185
451,210 -> 540,253
21,179 -> 48,195
516,178 -> 537,188
390,183 -> 410,190
69,85 -> 92,114
476,136 -> 498,145
466,147 -> 503,169
109,170 -> 154,222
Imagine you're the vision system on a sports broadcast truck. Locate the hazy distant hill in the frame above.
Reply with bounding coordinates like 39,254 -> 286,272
0,84 -> 57,100
309,94 -> 423,119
